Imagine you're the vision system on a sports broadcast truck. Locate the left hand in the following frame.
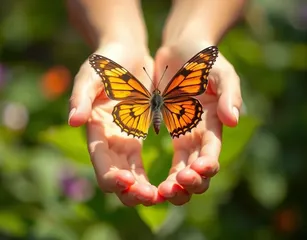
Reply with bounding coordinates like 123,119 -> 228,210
154,43 -> 242,205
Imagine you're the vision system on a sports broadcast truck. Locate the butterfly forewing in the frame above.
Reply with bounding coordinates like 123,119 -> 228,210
162,46 -> 218,100
89,54 -> 151,100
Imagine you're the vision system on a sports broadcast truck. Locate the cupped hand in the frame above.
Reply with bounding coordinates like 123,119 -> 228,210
68,43 -> 164,206
154,43 -> 242,205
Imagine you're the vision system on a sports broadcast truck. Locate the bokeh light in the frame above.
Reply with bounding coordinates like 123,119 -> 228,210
1,102 -> 29,131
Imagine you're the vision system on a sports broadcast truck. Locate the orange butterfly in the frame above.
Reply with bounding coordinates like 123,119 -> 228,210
89,46 -> 218,139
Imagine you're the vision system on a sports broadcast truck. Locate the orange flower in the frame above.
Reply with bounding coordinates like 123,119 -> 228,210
41,65 -> 71,100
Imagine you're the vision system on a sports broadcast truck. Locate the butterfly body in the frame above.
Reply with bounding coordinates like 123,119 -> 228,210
89,46 -> 218,139
150,89 -> 164,134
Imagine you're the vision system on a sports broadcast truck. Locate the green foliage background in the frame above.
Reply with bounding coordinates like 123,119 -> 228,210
0,0 -> 306,239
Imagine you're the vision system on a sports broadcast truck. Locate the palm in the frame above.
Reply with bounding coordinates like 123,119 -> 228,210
89,95 -> 144,168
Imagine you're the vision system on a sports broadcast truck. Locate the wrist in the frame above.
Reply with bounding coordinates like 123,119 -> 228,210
162,0 -> 246,47
162,19 -> 218,48
67,0 -> 148,50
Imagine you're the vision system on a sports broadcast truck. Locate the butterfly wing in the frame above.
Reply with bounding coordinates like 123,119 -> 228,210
89,54 -> 152,138
161,97 -> 203,138
89,54 -> 151,100
162,46 -> 218,99
112,99 -> 152,139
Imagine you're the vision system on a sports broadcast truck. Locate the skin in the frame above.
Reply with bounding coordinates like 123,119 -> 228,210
67,0 -> 245,206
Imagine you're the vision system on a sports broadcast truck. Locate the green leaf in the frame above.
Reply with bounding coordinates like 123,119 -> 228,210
220,115 -> 260,165
0,211 -> 27,237
29,149 -> 65,202
81,223 -> 121,240
143,127 -> 172,186
39,125 -> 90,164
136,203 -> 169,233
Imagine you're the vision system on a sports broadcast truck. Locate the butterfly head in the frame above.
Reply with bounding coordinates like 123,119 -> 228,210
152,89 -> 161,95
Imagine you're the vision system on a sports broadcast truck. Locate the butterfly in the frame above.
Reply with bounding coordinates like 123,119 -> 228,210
89,46 -> 218,139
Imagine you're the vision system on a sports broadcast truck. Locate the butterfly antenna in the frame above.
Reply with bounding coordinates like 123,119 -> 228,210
142,67 -> 155,90
157,65 -> 168,89
143,66 -> 168,90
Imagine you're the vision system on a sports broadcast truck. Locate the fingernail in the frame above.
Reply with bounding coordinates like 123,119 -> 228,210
232,107 -> 239,123
116,181 -> 128,190
68,108 -> 76,125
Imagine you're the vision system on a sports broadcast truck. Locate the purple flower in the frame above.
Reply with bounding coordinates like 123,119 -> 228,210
60,168 -> 94,202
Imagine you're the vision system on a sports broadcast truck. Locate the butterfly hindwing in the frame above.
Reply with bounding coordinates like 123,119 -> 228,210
112,99 -> 152,139
89,54 -> 151,100
162,46 -> 218,99
161,97 -> 203,138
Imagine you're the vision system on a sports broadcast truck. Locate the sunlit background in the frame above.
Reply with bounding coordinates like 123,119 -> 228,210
0,0 -> 306,239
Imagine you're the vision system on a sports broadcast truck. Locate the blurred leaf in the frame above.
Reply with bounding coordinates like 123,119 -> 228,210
0,211 -> 26,237
155,205 -> 186,238
29,148 -> 64,203
137,203 -> 169,233
81,223 -> 121,240
143,127 -> 172,186
220,115 -> 260,165
39,125 -> 90,164
0,126 -> 23,144
72,203 -> 96,222
33,213 -> 77,240
291,44 -> 307,70
0,135 -> 29,173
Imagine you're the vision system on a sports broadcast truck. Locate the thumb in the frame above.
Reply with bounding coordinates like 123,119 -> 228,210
68,59 -> 103,127
210,56 -> 242,127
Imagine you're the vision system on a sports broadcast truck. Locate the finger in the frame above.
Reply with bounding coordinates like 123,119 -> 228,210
68,60 -> 103,127
88,123 -> 158,206
157,144 -> 191,204
117,183 -> 156,207
158,166 -> 191,205
87,123 -> 136,192
158,178 -> 191,205
176,167 -> 211,194
190,117 -> 221,178
89,145 -> 136,194
97,169 -> 135,193
211,58 -> 242,127
127,152 -> 163,205
182,113 -> 221,193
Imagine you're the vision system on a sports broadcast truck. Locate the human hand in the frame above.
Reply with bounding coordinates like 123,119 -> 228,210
154,43 -> 242,205
68,43 -> 164,206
